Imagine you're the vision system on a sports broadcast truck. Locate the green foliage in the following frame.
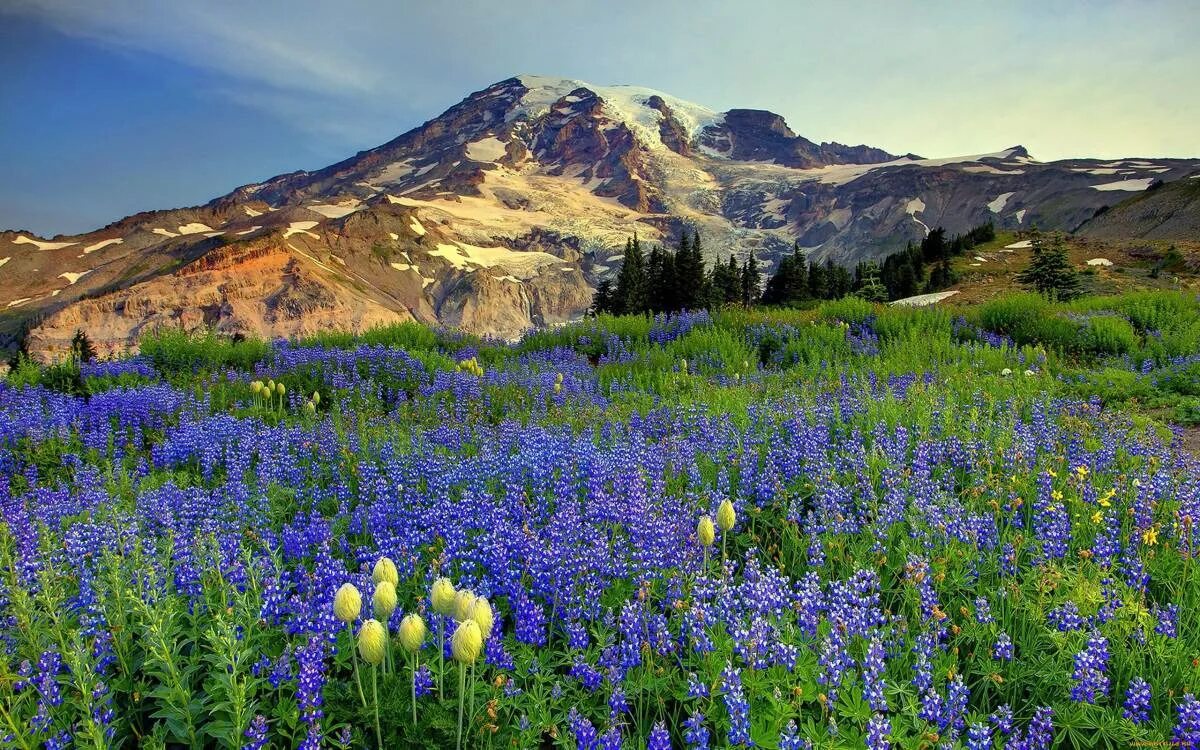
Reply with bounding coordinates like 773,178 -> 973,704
140,328 -> 270,375
1016,231 -> 1084,301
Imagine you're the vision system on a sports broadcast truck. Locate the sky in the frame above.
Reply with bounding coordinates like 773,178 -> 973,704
2,0 -> 1197,236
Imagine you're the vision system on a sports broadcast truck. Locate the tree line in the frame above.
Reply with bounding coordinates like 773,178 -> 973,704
593,222 -> 998,314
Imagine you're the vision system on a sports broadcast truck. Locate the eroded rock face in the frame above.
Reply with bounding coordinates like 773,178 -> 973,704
4,75 -> 1199,359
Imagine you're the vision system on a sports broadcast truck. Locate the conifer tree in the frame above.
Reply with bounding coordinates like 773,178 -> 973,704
741,253 -> 761,306
808,257 -> 828,300
1016,231 -> 1082,301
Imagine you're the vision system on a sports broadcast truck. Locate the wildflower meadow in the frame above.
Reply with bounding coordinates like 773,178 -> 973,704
1,291 -> 1199,749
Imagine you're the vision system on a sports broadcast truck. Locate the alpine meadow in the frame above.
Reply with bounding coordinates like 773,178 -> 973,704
2,3 -> 1200,749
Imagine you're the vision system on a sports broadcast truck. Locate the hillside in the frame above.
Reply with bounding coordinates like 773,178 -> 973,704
3,75 -> 1199,358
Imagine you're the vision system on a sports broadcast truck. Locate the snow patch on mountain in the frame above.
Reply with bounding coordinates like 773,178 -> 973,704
83,238 -> 123,254
178,223 -> 213,235
466,137 -> 508,162
283,221 -> 321,239
988,192 -> 1015,213
14,236 -> 76,251
1091,177 -> 1156,191
59,270 -> 91,285
308,201 -> 363,219
906,198 -> 929,236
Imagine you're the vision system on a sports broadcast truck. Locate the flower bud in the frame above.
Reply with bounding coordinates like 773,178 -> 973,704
357,619 -> 387,666
454,589 -> 476,622
470,596 -> 495,639
312,391 -> 321,404
373,580 -> 398,620
697,515 -> 716,547
334,583 -> 362,623
305,401 -> 316,414
431,577 -> 456,616
716,499 -> 736,532
451,619 -> 482,664
398,614 -> 427,653
276,382 -> 286,396
373,557 -> 399,586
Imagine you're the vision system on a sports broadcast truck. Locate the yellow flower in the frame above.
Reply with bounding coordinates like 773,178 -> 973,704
1091,511 -> 1103,524
697,516 -> 716,547
1051,490 -> 1063,502
373,581 -> 398,619
1047,468 -> 1057,478
357,619 -> 387,666
334,583 -> 362,623
1142,527 -> 1159,546
451,619 -> 483,664
373,557 -> 399,587
398,614 -> 427,653
716,500 -> 736,532
431,577 -> 456,616
470,596 -> 495,639
454,589 -> 476,622
1075,465 -> 1089,478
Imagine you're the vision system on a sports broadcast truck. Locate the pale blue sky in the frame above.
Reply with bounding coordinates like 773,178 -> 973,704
2,0 -> 1197,235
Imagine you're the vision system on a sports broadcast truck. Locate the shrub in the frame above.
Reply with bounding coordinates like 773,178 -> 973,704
1080,315 -> 1139,356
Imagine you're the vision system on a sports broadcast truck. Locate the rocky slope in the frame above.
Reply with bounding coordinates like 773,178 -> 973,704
3,75 -> 1199,359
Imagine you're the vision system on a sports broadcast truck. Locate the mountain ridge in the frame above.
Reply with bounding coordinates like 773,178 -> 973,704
3,75 -> 1199,359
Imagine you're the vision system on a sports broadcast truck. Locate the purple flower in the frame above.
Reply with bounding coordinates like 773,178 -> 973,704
866,713 -> 891,750
683,712 -> 710,750
1174,693 -> 1200,746
720,662 -> 752,747
993,632 -> 1014,661
1123,677 -> 1151,724
647,722 -> 671,750
1070,633 -> 1110,704
243,715 -> 269,750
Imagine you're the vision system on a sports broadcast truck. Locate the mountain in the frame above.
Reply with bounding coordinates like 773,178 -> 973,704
1076,173 -> 1200,240
3,74 -> 1199,359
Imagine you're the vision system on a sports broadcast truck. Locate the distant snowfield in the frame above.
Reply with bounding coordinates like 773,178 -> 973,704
409,218 -> 427,236
83,238 -> 123,254
152,228 -> 179,238
466,137 -> 508,162
244,206 -> 263,218
0,257 -> 9,269
428,241 -> 562,279
283,221 -> 321,239
1015,209 -> 1027,224
14,235 -> 76,251
177,223 -> 213,235
987,192 -> 1014,213
1092,177 -> 1156,192
308,201 -> 363,219
59,270 -> 91,285
891,290 -> 959,307
1087,258 -> 1113,266
906,198 -> 930,236
1006,240 -> 1033,249
235,226 -> 262,236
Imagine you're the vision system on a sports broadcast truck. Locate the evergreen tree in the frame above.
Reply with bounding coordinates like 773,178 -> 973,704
674,230 -> 707,310
592,279 -> 614,315
921,227 -> 948,263
70,330 -> 96,364
613,235 -> 648,314
741,253 -> 761,306
709,254 -> 741,305
645,244 -> 675,313
854,262 -> 889,302
1016,231 -> 1083,301
808,258 -> 828,300
762,243 -> 809,306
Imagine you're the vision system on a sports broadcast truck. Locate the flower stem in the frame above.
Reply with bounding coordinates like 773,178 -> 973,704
372,665 -> 382,749
349,623 -> 366,707
456,661 -> 466,750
